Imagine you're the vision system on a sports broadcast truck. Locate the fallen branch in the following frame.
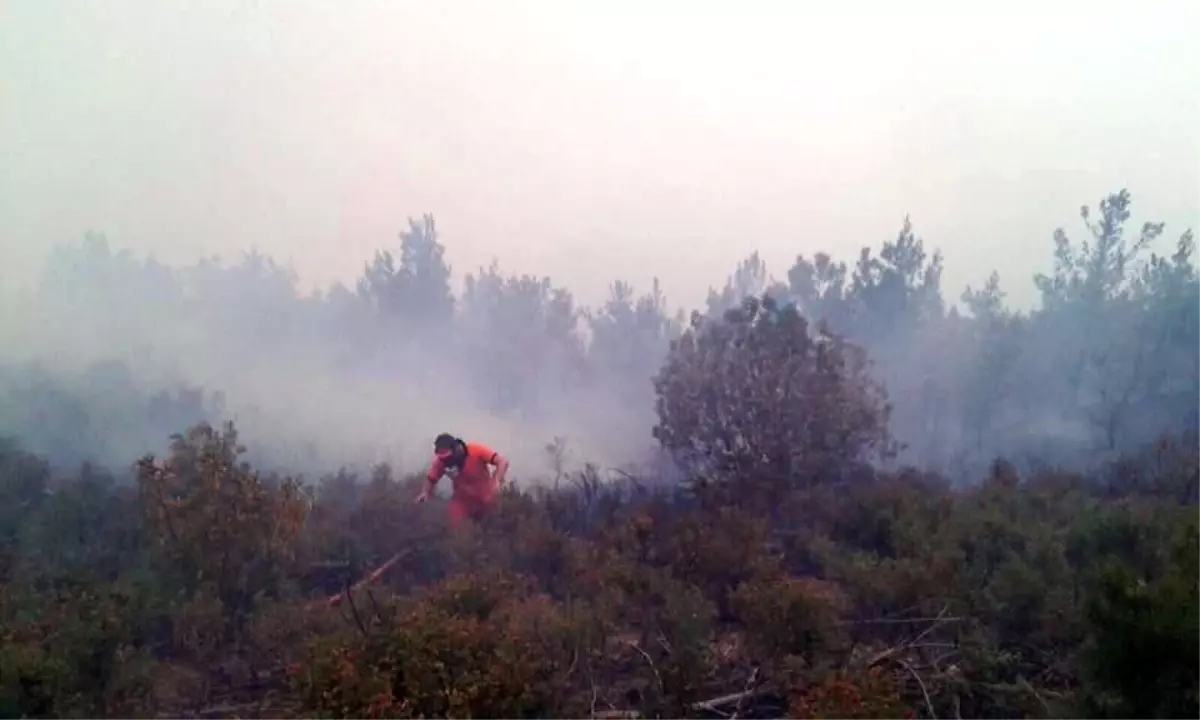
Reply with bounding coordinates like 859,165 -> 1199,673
867,603 -> 958,667
590,686 -> 768,720
314,549 -> 411,610
696,686 -> 768,715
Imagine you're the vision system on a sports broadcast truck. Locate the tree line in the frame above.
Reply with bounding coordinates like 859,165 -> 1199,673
1,190 -> 1195,479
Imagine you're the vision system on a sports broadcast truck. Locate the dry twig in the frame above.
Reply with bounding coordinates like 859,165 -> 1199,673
896,656 -> 936,719
343,577 -> 369,638
624,640 -> 664,696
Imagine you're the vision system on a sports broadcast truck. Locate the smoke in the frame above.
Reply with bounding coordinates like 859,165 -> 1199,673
1,192 -> 1196,485
0,228 -> 673,480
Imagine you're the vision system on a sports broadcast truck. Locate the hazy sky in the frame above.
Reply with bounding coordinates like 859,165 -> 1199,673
2,0 -> 1197,312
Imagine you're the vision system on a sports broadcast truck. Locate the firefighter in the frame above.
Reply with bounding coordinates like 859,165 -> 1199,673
415,433 -> 510,528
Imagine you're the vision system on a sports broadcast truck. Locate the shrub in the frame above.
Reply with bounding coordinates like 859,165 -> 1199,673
652,295 -> 895,505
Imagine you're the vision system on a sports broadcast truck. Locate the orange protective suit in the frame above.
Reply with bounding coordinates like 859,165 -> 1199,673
426,441 -> 501,528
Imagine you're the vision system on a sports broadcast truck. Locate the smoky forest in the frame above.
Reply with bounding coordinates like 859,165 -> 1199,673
0,188 -> 1197,719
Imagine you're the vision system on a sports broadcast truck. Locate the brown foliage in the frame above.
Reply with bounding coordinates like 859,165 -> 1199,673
2,418 -> 1197,719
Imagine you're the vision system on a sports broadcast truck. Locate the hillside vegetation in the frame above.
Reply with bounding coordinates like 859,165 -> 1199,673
0,190 -> 1196,718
